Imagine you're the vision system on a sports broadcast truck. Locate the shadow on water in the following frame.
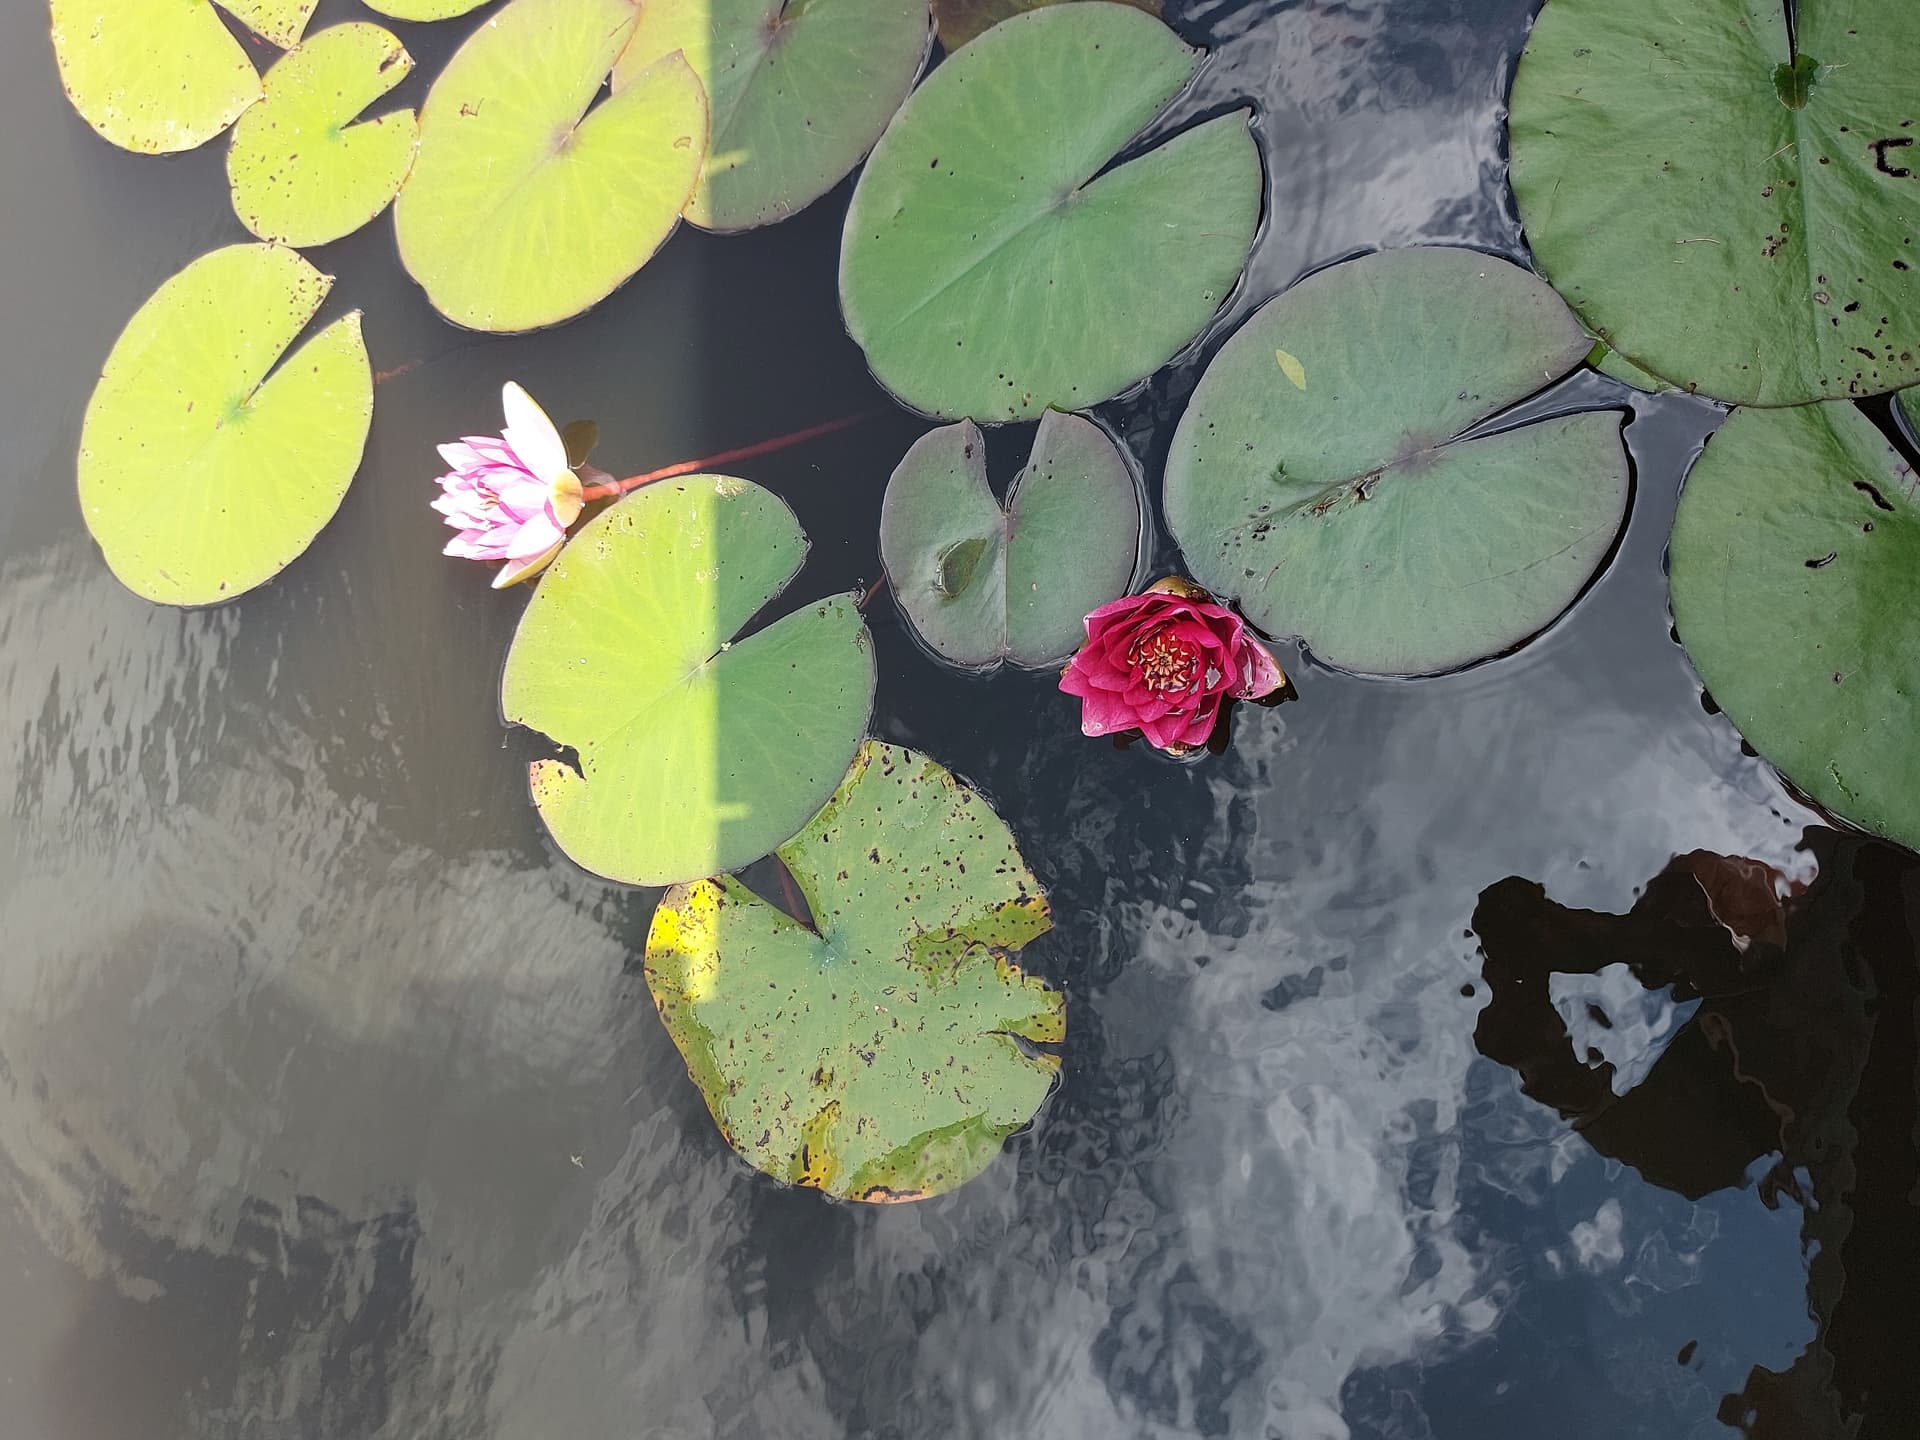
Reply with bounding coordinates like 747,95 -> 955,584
0,0 -> 1916,1437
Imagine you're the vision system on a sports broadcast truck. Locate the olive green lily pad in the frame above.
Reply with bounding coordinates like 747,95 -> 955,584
78,243 -> 372,607
501,475 -> 876,887
394,0 -> 708,332
49,0 -> 319,154
613,0 -> 931,233
1670,402 -> 1920,852
880,411 -> 1141,668
1898,386 -> 1920,445
645,740 -> 1064,1201
932,0 -> 1158,52
227,23 -> 419,248
1510,0 -> 1920,406
361,0 -> 491,18
1164,248 -> 1630,676
840,2 -> 1261,421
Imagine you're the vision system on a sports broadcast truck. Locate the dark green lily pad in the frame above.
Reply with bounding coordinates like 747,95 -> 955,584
500,475 -> 876,888
613,0 -> 931,232
880,411 -> 1142,668
645,741 -> 1064,1201
1510,0 -> 1920,406
50,0 -> 319,154
227,23 -> 419,248
1164,248 -> 1630,676
78,243 -> 372,607
840,2 -> 1260,421
394,0 -> 708,332
1670,401 -> 1920,852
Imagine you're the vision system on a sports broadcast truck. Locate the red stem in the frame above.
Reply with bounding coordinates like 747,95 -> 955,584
578,411 -> 872,502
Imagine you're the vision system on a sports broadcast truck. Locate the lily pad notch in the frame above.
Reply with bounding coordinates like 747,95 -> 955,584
1164,247 -> 1630,676
646,741 -> 1065,1201
880,411 -> 1144,668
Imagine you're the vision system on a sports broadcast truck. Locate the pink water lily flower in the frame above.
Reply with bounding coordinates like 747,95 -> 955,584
1059,579 -> 1288,753
432,382 -> 585,588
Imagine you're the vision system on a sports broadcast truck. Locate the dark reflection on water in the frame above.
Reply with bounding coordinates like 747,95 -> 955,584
2,0 -> 1916,1438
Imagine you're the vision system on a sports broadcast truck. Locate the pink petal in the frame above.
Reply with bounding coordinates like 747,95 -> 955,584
1077,686 -> 1141,737
500,382 -> 570,486
1235,638 -> 1286,698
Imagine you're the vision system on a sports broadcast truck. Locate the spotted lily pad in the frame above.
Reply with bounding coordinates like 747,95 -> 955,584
361,0 -> 491,17
78,244 -> 371,607
1510,0 -> 1920,406
613,0 -> 931,232
1899,386 -> 1920,445
227,23 -> 419,247
932,0 -> 1159,51
1670,402 -> 1920,852
501,476 -> 876,887
645,741 -> 1063,1201
840,2 -> 1260,421
1164,248 -> 1630,676
880,411 -> 1141,668
394,0 -> 708,332
50,0 -> 318,153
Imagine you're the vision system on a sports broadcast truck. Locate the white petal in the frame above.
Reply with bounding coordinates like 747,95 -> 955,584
499,382 -> 570,487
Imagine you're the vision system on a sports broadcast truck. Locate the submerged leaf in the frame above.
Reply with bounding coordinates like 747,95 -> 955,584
500,476 -> 876,887
1510,0 -> 1920,405
880,411 -> 1142,668
1165,248 -> 1629,676
394,0 -> 708,332
48,0 -> 320,153
1670,401 -> 1920,853
228,23 -> 419,248
614,0 -> 931,232
840,2 -> 1260,421
78,244 -> 372,606
645,741 -> 1063,1201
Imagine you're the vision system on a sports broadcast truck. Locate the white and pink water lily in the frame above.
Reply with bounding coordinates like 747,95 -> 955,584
432,382 -> 585,588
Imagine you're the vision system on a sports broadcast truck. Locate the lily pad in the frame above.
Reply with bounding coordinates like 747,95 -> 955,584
227,23 -> 419,248
361,0 -> 491,18
1163,248 -> 1630,676
880,411 -> 1141,668
1670,401 -> 1920,852
49,0 -> 318,154
839,2 -> 1261,421
1509,0 -> 1920,406
932,0 -> 1158,51
1899,386 -> 1920,446
394,0 -> 708,332
78,243 -> 372,607
645,741 -> 1064,1201
500,475 -> 876,887
613,0 -> 931,233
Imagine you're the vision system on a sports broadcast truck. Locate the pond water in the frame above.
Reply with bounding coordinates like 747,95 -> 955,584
2,1 -> 1916,1437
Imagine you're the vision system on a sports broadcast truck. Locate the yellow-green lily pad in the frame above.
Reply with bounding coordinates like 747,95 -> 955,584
228,23 -> 419,248
394,0 -> 709,332
501,475 -> 876,887
78,244 -> 372,607
50,0 -> 319,154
